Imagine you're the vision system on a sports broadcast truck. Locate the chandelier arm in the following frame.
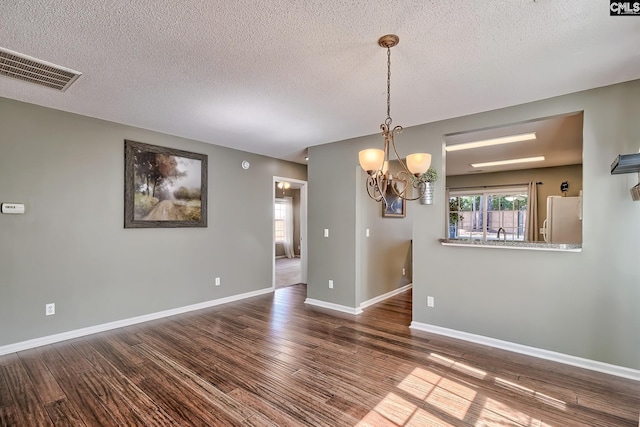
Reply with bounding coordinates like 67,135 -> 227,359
381,127 -> 391,169
391,171 -> 424,201
388,127 -> 416,178
365,172 -> 388,207
377,172 -> 389,204
389,181 -> 407,199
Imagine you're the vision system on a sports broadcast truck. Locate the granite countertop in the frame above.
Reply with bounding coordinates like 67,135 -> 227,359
440,239 -> 582,252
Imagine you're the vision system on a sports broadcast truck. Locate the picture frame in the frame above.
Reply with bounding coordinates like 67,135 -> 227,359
382,179 -> 406,218
124,140 -> 208,228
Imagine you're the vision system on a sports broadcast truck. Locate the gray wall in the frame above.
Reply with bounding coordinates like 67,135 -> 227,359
308,143 -> 359,307
308,145 -> 414,308
308,80 -> 640,370
356,162 -> 412,304
0,97 -> 306,346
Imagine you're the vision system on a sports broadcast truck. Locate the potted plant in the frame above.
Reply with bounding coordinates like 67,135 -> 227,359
415,167 -> 438,204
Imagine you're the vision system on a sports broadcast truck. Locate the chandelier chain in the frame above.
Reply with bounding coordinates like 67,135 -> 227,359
386,46 -> 392,126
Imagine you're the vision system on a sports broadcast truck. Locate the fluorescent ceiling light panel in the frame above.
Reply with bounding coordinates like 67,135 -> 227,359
445,132 -> 537,152
471,156 -> 545,168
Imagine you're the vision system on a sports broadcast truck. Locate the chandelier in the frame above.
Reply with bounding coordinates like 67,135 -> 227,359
277,181 -> 290,195
358,34 -> 431,206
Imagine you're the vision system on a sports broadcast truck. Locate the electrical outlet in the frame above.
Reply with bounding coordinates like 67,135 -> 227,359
427,296 -> 434,308
45,303 -> 55,316
324,228 -> 329,237
328,280 -> 334,289
365,228 -> 370,237
402,268 -> 406,276
215,277 -> 221,286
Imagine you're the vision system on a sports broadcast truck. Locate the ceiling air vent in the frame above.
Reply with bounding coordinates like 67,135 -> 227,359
0,47 -> 82,91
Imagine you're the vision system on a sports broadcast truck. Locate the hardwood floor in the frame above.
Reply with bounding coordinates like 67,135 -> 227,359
1,285 -> 638,426
275,257 -> 302,288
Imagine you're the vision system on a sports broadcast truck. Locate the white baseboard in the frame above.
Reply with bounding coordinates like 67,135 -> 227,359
0,287 -> 274,356
410,321 -> 640,382
360,284 -> 412,309
304,298 -> 363,315
304,284 -> 412,316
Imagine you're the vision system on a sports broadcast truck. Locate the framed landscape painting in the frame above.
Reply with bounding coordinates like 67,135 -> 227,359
124,140 -> 208,228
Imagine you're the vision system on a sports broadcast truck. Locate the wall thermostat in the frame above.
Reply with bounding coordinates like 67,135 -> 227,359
241,160 -> 250,170
1,203 -> 25,214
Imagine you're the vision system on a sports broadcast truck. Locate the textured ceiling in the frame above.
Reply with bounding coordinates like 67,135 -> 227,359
1,1 -> 639,163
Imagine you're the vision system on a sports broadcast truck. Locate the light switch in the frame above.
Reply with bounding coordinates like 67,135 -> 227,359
366,228 -> 370,237
324,229 -> 329,237
1,203 -> 25,214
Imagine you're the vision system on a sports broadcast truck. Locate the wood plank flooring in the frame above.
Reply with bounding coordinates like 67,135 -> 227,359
1,285 -> 638,426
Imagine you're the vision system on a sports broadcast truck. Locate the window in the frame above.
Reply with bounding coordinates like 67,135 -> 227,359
274,199 -> 286,243
448,186 -> 529,241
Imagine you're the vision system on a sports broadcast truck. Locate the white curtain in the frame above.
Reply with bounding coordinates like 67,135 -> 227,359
525,181 -> 538,241
283,196 -> 295,258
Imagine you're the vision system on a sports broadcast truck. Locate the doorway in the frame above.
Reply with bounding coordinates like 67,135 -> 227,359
273,176 -> 307,288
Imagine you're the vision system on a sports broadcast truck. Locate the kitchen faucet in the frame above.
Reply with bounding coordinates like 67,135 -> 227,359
496,227 -> 506,241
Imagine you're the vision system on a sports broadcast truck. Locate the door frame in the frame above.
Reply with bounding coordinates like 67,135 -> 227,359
272,176 -> 308,287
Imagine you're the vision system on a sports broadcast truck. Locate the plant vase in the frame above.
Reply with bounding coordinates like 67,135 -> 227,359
420,182 -> 434,205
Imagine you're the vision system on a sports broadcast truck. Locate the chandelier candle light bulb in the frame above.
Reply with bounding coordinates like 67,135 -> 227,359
358,34 -> 432,207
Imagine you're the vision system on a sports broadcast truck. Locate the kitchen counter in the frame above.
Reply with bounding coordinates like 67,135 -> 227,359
440,239 -> 582,252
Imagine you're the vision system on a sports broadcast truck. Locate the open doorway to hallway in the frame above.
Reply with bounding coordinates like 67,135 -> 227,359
273,176 -> 307,288
275,257 -> 301,288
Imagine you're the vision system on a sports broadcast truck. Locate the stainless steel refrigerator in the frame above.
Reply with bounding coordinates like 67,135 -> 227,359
541,196 -> 582,244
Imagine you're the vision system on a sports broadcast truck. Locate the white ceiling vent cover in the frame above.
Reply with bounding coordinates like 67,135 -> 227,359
0,47 -> 82,91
